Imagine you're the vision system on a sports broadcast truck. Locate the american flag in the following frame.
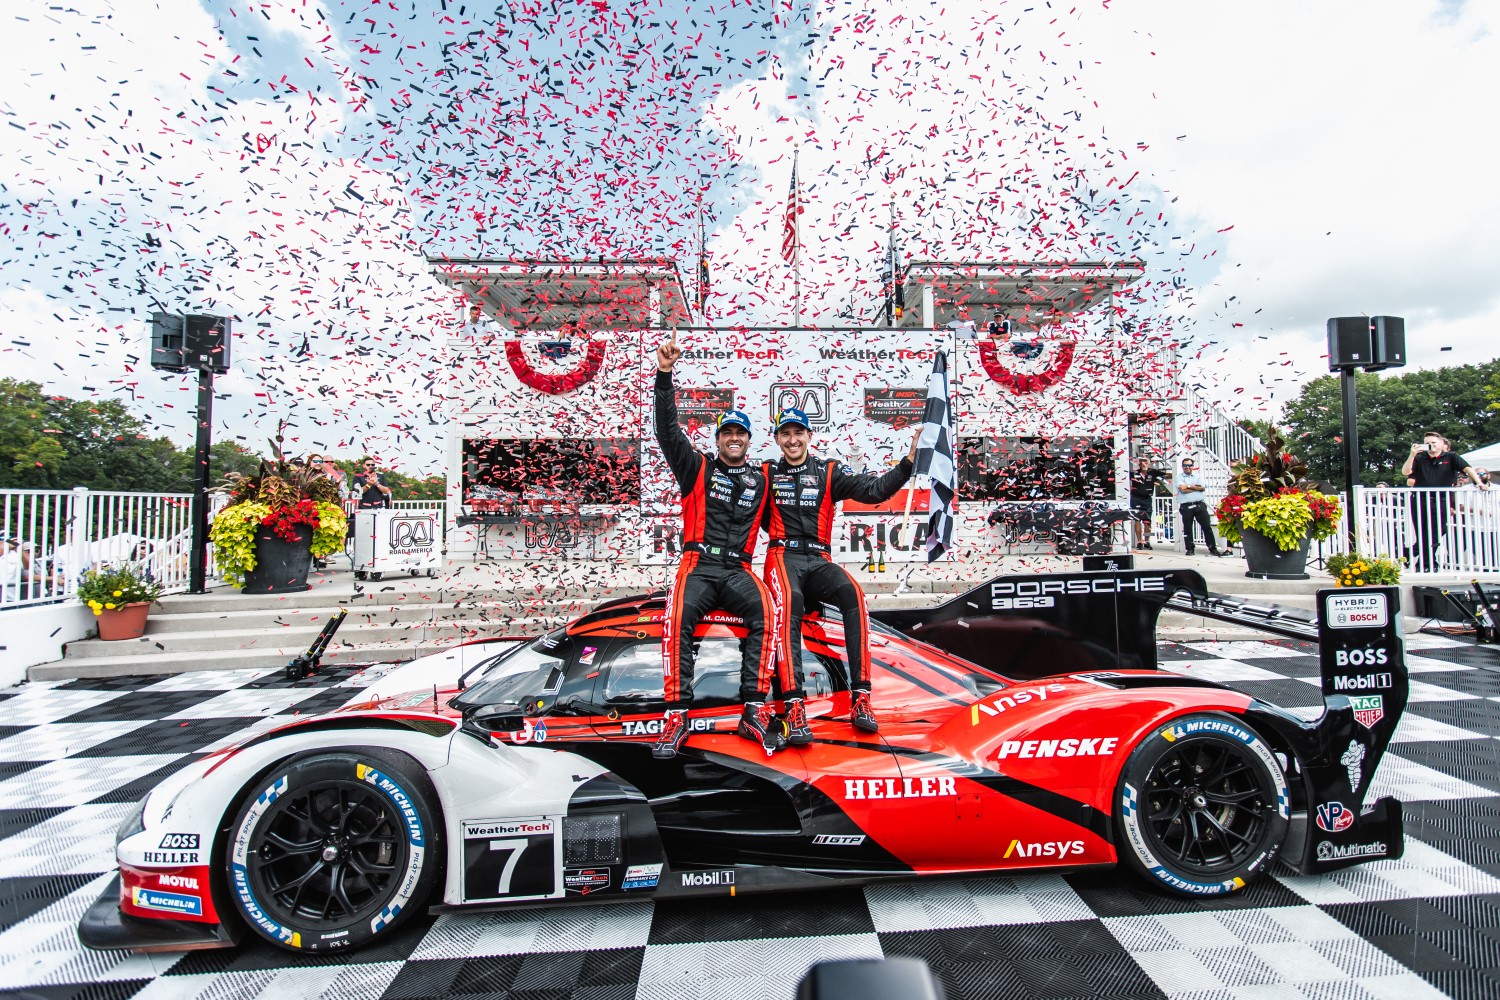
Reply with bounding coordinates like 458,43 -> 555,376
781,153 -> 800,264
914,351 -> 955,562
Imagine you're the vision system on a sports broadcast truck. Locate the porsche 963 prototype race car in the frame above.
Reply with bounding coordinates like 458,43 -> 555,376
81,568 -> 1409,955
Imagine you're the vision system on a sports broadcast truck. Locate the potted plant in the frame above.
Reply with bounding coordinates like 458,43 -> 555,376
1215,430 -> 1342,580
210,443 -> 347,593
1327,553 -> 1402,588
79,564 -> 163,640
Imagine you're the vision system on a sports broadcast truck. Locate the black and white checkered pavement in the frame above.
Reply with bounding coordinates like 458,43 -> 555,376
2,635 -> 1499,999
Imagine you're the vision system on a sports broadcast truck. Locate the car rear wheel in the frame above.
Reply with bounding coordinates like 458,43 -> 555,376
224,750 -> 441,952
1115,713 -> 1288,897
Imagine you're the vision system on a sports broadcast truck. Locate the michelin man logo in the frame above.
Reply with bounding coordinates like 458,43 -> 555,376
1341,739 -> 1366,792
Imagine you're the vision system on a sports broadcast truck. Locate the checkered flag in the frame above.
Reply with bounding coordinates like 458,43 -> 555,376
915,351 -> 955,562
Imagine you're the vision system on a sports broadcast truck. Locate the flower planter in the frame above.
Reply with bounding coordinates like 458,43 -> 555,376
242,524 -> 314,594
97,601 -> 151,641
1240,527 -> 1312,580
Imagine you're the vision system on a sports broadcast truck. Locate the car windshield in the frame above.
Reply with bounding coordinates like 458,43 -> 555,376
451,632 -> 573,711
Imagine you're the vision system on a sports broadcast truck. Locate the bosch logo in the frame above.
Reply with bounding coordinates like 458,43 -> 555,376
158,834 -> 200,850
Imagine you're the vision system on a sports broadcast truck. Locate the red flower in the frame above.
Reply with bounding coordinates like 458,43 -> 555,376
261,499 -> 322,542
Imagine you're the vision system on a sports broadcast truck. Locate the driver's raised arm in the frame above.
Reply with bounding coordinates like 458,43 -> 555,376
653,337 -> 702,491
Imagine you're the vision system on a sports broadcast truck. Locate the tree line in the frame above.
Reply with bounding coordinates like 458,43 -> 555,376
1250,356 -> 1500,486
0,379 -> 444,500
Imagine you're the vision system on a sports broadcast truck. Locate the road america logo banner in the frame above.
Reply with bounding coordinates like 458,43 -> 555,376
1349,694 -> 1384,729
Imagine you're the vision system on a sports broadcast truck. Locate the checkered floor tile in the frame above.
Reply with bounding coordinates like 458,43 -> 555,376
1,639 -> 1498,998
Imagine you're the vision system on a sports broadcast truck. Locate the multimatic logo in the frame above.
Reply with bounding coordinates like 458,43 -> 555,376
1317,840 -> 1387,861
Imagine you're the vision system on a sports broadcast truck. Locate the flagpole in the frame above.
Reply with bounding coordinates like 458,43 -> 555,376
793,146 -> 801,327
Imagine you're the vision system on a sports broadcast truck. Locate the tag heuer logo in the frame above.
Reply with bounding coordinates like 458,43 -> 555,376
1349,694 -> 1384,729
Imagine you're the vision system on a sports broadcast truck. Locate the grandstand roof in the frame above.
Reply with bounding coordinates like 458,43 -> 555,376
899,261 -> 1146,331
426,257 -> 692,331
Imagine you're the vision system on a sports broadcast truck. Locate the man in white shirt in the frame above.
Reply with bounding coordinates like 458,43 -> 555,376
1175,458 -> 1226,557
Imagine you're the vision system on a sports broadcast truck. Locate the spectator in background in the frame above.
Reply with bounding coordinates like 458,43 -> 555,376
1,536 -> 23,604
1129,456 -> 1169,550
353,459 -> 393,509
305,454 -> 345,569
1401,432 -> 1489,572
1175,458 -> 1226,557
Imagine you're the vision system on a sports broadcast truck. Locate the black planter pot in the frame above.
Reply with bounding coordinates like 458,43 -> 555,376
1240,526 -> 1311,580
242,524 -> 314,593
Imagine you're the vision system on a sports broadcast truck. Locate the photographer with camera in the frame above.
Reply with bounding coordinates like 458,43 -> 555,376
1402,432 -> 1489,573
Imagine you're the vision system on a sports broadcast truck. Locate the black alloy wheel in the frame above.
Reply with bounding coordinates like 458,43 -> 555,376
225,751 -> 441,952
1116,714 -> 1289,896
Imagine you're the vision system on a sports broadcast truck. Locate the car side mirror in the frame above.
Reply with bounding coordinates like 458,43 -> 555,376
469,706 -> 527,732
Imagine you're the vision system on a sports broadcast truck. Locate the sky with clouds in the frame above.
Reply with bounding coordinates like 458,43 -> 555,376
1,0 -> 1495,474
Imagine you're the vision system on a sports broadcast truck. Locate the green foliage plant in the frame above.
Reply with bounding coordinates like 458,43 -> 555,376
212,433 -> 348,588
1216,430 -> 1341,551
77,564 -> 163,615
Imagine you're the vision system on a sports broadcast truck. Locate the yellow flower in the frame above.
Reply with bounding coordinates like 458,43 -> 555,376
112,590 -> 123,597
1355,579 -> 1364,586
104,602 -> 116,610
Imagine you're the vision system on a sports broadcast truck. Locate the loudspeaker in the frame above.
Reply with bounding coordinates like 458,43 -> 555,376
185,314 -> 232,372
1327,317 -> 1372,371
150,312 -> 187,371
1370,315 -> 1406,370
152,313 -> 232,372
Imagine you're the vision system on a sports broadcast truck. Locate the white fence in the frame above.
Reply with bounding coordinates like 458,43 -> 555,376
1,488 -> 195,610
1153,487 -> 1500,577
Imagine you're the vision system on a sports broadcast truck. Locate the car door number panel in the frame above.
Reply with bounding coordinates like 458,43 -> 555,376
461,817 -> 562,902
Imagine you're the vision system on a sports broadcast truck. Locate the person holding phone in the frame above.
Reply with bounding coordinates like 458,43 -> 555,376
353,459 -> 393,510
1402,432 -> 1488,572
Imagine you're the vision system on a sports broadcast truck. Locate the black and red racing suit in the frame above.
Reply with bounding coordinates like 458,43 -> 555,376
762,455 -> 913,698
654,370 -> 775,707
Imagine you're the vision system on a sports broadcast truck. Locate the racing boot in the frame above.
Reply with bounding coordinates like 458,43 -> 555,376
737,701 -> 787,756
784,697 -> 814,747
850,689 -> 879,733
652,709 -> 689,760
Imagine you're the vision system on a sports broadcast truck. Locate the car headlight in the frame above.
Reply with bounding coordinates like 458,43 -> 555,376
116,797 -> 146,846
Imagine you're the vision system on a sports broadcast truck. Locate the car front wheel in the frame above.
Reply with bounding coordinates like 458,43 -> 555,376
1115,713 -> 1289,897
224,750 -> 442,952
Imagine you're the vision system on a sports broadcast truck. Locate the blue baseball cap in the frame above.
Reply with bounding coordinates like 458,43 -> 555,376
774,407 -> 811,432
716,410 -> 752,436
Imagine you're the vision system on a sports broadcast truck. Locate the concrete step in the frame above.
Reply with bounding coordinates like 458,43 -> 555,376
31,640 -> 437,681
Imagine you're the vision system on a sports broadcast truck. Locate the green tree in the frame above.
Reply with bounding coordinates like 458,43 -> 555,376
208,440 -> 266,483
1281,359 -> 1500,486
0,379 -> 193,491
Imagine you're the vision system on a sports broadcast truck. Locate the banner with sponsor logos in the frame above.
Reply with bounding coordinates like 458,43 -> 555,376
639,327 -> 942,564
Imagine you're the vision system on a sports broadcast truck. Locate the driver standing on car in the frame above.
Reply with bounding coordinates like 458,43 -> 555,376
652,334 -> 782,760
763,409 -> 918,742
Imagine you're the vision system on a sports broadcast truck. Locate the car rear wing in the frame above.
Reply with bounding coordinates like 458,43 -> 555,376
871,567 -> 1211,678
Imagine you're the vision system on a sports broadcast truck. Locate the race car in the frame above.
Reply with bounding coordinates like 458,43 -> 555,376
80,567 -> 1409,955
